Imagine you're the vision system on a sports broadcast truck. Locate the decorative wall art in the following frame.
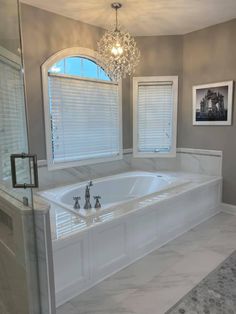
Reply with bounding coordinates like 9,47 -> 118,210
193,81 -> 234,125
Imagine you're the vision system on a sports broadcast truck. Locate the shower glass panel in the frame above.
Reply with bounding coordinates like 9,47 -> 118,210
0,0 -> 33,206
0,0 -> 41,313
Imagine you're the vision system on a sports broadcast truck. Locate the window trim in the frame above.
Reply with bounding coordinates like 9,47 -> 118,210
41,47 -> 123,170
0,46 -> 21,66
133,76 -> 178,158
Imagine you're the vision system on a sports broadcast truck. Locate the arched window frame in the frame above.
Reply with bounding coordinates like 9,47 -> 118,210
42,47 -> 123,170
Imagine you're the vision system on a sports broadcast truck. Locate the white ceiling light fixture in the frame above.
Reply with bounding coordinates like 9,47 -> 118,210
97,2 -> 140,81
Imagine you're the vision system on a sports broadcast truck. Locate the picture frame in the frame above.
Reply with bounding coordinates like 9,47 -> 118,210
192,81 -> 234,125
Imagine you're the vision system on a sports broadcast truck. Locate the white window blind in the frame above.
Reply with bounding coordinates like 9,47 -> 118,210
0,56 -> 28,181
48,74 -> 121,166
133,76 -> 178,157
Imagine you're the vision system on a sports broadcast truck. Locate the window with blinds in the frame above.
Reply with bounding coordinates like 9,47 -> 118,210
0,55 -> 28,181
133,76 -> 178,157
44,56 -> 122,169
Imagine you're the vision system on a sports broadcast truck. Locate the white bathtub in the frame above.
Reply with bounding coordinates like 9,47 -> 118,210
40,171 -> 222,307
39,172 -> 189,218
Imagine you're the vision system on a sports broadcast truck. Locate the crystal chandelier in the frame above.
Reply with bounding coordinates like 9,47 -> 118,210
97,2 -> 140,81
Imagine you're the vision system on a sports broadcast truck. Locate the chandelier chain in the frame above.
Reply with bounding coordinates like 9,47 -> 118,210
115,7 -> 118,31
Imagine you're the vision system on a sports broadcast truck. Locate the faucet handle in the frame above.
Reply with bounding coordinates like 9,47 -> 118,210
93,196 -> 101,209
88,180 -> 93,187
73,196 -> 81,201
73,196 -> 81,209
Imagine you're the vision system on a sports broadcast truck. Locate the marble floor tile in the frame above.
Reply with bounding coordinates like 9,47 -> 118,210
121,272 -> 195,314
57,212 -> 236,314
56,302 -> 76,314
166,249 -> 236,314
168,249 -> 225,278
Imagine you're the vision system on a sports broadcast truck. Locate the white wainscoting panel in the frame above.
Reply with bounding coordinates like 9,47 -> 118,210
53,232 -> 89,303
221,203 -> 236,215
91,220 -> 128,279
130,210 -> 158,254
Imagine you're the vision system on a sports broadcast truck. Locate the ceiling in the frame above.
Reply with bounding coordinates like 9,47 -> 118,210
21,0 -> 236,36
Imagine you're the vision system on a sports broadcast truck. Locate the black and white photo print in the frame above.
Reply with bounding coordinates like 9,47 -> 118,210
193,81 -> 234,125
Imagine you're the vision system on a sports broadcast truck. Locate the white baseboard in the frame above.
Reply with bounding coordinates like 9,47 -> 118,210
221,202 -> 236,215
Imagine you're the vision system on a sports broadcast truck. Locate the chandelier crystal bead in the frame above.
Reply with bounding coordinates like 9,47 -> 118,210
97,3 -> 140,81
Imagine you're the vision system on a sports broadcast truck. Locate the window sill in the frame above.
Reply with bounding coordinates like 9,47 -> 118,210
133,151 -> 176,158
47,153 -> 123,171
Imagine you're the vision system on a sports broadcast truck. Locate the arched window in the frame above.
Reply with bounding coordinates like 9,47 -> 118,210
49,56 -> 110,81
42,48 -> 122,170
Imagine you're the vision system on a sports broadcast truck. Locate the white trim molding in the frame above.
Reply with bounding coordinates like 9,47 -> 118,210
38,147 -> 223,168
41,47 -> 123,171
123,148 -> 133,155
177,148 -> 223,157
133,76 -> 178,158
221,203 -> 236,215
0,46 -> 21,65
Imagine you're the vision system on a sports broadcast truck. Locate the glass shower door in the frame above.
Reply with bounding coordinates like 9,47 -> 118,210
0,0 -> 41,313
0,0 -> 36,206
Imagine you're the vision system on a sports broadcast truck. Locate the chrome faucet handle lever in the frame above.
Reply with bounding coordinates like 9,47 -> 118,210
73,196 -> 81,209
73,196 -> 81,200
94,196 -> 101,209
88,180 -> 93,187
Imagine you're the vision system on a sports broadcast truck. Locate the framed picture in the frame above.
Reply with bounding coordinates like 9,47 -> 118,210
193,81 -> 234,125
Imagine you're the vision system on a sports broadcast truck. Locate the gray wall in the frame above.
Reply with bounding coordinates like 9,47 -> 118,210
135,21 -> 236,204
179,19 -> 236,204
20,4 -> 105,159
20,4 -> 183,156
20,4 -> 133,157
20,4 -> 236,204
0,0 -> 20,54
132,35 -> 183,148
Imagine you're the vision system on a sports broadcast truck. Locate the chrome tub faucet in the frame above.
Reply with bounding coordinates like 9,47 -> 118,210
84,181 -> 93,209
